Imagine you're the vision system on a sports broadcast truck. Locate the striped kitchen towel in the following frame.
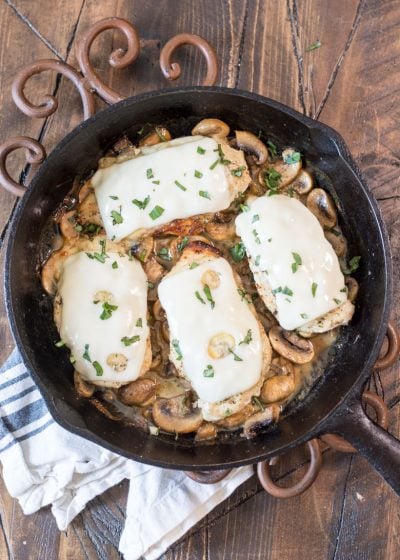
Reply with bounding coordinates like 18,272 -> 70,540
0,349 -> 252,560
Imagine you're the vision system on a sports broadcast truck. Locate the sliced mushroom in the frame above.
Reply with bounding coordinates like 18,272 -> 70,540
307,188 -> 337,229
78,192 -> 103,225
208,333 -> 236,359
152,395 -> 203,433
201,269 -> 220,289
74,371 -> 95,398
139,127 -> 171,147
216,403 -> 258,429
268,356 -> 294,377
156,376 -> 191,399
152,299 -> 165,321
192,118 -> 230,140
269,326 -> 314,364
260,374 -> 295,404
143,257 -> 165,285
59,210 -> 79,240
131,236 -> 154,263
195,422 -> 218,441
260,148 -> 302,189
243,405 -> 280,439
345,276 -> 359,303
205,220 -> 236,241
235,131 -> 269,165
288,169 -> 313,195
324,229 -> 347,257
119,377 -> 157,406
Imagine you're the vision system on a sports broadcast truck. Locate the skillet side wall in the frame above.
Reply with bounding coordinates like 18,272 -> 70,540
4,89 -> 391,469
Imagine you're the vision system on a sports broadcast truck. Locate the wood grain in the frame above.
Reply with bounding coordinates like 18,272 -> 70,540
0,0 -> 399,559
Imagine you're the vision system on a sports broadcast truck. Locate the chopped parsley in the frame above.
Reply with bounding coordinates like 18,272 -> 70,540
55,340 -> 65,348
147,281 -> 155,289
109,195 -> 119,200
268,238 -> 272,242
264,168 -> 282,195
255,255 -> 261,266
136,318 -> 143,327
306,40 -> 321,52
252,229 -> 261,244
121,335 -> 140,346
230,242 -> 246,262
312,282 -> 318,297
329,227 -> 341,237
197,146 -> 206,155
209,159 -> 220,170
195,290 -> 206,304
203,364 -> 215,378
216,143 -> 231,165
273,286 -> 294,297
267,140 -> 277,157
333,298 -> 342,305
112,261 -> 118,269
203,284 -> 215,309
300,313 -> 308,320
111,207 -> 123,225
194,170 -> 203,179
199,190 -> 211,199
175,180 -> 187,191
189,262 -> 199,269
155,127 -> 168,142
237,288 -> 251,304
239,203 -> 250,212
152,180 -> 160,185
252,396 -> 265,411
92,361 -> 103,376
239,329 -> 252,345
228,348 -> 243,362
146,168 -> 154,179
100,302 -> 118,320
252,214 -> 260,223
283,151 -> 301,165
132,195 -> 150,210
177,236 -> 189,252
149,205 -> 165,220
341,256 -> 361,275
74,224 -> 83,232
231,166 -> 246,177
340,286 -> 347,293
224,408 -> 232,417
172,339 -> 183,360
86,239 -> 108,263
157,247 -> 171,261
291,252 -> 302,273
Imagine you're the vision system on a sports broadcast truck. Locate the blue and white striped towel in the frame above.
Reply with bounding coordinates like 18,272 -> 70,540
0,349 -> 252,560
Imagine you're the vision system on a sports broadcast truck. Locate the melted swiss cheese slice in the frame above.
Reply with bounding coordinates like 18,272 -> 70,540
92,136 -> 243,241
158,257 -> 263,403
58,251 -> 149,385
235,195 -> 346,330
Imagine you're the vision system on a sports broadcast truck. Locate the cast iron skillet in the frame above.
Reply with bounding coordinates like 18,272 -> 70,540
4,88 -> 400,493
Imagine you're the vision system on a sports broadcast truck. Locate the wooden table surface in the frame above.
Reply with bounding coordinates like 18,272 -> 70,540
0,1 -> 399,558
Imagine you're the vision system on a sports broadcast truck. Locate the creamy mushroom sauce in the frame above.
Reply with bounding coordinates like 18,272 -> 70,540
41,125 -> 358,442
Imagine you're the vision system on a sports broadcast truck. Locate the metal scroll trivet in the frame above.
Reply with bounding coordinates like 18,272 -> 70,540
0,17 -> 398,498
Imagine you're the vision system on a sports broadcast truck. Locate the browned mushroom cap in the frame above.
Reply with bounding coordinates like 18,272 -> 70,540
324,229 -> 347,257
288,169 -> 313,195
139,127 -> 172,147
260,374 -> 295,404
269,326 -> 314,364
195,422 -> 218,441
345,276 -> 359,303
243,405 -> 280,439
307,188 -> 337,229
235,130 -> 269,165
268,356 -> 294,377
260,148 -> 302,189
191,118 -> 230,140
205,219 -> 236,241
74,371 -> 95,398
143,257 -> 165,285
119,377 -> 157,406
152,394 -> 203,433
216,403 -> 258,429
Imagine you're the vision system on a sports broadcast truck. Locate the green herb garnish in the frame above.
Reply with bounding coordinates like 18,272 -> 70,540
273,286 -> 294,297
149,205 -> 165,220
111,207 -> 123,225
239,203 -> 250,212
194,170 -> 203,179
283,151 -> 301,165
306,40 -> 321,52
175,180 -> 187,191
195,290 -> 206,304
172,339 -> 183,360
255,255 -> 261,266
312,282 -> 318,297
300,313 -> 308,319
189,262 -> 199,269
136,318 -> 143,327
83,344 -> 91,362
252,396 -> 265,411
121,335 -> 140,346
112,261 -> 118,269
228,348 -> 243,362
203,284 -> 215,309
132,195 -> 150,210
92,361 -> 103,376
230,242 -> 246,262
231,166 -> 246,177
100,302 -> 118,320
197,146 -> 206,155
177,236 -> 189,252
209,159 -> 220,170
86,239 -> 108,263
264,168 -> 282,194
203,364 -> 215,378
252,214 -> 260,223
333,298 -> 342,305
267,140 -> 277,157
152,180 -> 160,185
146,168 -> 154,179
157,247 -> 171,261
237,288 -> 251,303
341,256 -> 361,275
291,252 -> 302,273
109,195 -> 119,200
239,329 -> 252,345
199,190 -> 211,199
252,229 -> 261,244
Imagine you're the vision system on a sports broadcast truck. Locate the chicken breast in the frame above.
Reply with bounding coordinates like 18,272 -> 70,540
158,241 -> 272,421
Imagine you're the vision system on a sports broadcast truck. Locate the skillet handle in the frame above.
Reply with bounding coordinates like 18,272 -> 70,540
327,396 -> 400,495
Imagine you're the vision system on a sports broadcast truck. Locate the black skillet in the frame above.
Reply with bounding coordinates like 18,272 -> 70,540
3,88 -> 400,493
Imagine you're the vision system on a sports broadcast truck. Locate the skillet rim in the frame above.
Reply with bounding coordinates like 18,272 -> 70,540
4,86 -> 392,469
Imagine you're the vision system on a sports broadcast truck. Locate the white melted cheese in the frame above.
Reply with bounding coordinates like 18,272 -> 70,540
58,251 -> 149,385
158,257 -> 263,403
92,136 -> 234,240
235,195 -> 346,330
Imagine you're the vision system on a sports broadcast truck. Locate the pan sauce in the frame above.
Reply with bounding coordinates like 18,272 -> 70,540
41,122 -> 358,441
